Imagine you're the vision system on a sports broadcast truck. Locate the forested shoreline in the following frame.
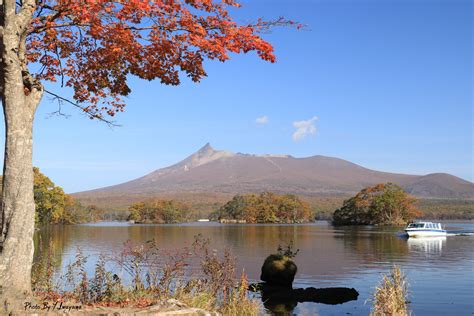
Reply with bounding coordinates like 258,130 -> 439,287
11,171 -> 471,227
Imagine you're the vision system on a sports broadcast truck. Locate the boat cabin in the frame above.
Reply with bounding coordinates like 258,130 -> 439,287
407,222 -> 442,230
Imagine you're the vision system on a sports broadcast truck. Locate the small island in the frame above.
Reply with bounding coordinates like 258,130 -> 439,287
332,183 -> 422,226
127,199 -> 192,224
212,192 -> 313,224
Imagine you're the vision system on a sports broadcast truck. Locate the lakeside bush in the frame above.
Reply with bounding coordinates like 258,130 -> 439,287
33,167 -> 71,225
370,266 -> 409,316
32,236 -> 261,314
213,192 -> 313,223
1,168 -> 105,226
127,199 -> 193,223
332,183 -> 422,226
34,168 -> 112,225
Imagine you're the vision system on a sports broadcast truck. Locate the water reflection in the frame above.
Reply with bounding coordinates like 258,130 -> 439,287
33,222 -> 474,316
336,226 -> 409,264
255,285 -> 359,315
407,237 -> 445,255
34,225 -> 72,268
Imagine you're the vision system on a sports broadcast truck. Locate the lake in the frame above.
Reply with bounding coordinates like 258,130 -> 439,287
34,221 -> 474,315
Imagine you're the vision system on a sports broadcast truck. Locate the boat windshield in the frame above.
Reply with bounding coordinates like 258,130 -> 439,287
407,223 -> 425,228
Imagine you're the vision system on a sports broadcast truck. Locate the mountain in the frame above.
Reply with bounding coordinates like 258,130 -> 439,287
73,143 -> 474,207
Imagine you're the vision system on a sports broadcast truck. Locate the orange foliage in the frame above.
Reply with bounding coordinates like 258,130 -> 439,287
333,183 -> 422,226
216,192 -> 313,223
26,1 -> 294,119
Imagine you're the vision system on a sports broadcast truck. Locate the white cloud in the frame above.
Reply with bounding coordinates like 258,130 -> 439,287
292,116 -> 318,141
255,116 -> 269,125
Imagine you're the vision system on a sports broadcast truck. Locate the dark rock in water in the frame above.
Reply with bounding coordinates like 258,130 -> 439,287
257,251 -> 358,313
260,254 -> 297,288
249,282 -> 359,314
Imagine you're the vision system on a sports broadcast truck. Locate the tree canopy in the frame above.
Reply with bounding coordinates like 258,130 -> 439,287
215,192 -> 312,223
33,167 -> 70,225
33,168 -> 105,225
1,168 -> 96,225
332,183 -> 422,226
24,0 -> 290,120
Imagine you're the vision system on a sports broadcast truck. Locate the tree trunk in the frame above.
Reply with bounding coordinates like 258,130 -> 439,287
0,1 -> 42,309
0,102 -> 37,299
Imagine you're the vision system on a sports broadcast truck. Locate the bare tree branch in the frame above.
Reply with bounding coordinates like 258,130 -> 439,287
46,95 -> 70,119
44,89 -> 120,127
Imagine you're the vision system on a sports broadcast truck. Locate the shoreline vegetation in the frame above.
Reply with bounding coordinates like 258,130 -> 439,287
32,236 -> 261,315
87,196 -> 474,224
10,170 -> 471,228
30,236 -> 409,315
370,266 -> 410,316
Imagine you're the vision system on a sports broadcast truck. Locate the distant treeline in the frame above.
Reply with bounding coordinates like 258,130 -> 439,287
74,191 -> 473,222
127,192 -> 313,224
128,192 -> 313,224
9,169 -> 470,226
96,189 -> 474,225
417,199 -> 474,220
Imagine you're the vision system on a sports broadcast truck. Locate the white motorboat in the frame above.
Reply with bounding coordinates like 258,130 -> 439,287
405,221 -> 447,237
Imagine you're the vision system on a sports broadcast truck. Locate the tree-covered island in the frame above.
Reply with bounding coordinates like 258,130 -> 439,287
213,192 -> 313,223
128,200 -> 193,224
332,183 -> 422,226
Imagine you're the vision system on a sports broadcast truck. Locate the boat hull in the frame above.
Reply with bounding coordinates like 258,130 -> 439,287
405,230 -> 447,237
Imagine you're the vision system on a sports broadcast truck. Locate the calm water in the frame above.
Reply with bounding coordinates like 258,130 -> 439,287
35,221 -> 474,315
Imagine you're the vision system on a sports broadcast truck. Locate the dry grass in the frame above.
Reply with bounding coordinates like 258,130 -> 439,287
370,265 -> 409,316
175,273 -> 261,315
32,235 -> 261,315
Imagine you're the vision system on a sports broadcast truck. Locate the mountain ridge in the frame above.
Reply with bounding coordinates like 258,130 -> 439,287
73,143 -> 474,205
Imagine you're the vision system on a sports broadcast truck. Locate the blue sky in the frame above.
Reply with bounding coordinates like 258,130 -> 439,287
3,0 -> 472,193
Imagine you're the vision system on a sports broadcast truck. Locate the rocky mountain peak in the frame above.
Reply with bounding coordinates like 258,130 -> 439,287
184,143 -> 234,169
195,142 -> 215,157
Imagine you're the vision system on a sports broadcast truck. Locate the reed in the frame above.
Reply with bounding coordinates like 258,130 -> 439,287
370,265 -> 409,316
